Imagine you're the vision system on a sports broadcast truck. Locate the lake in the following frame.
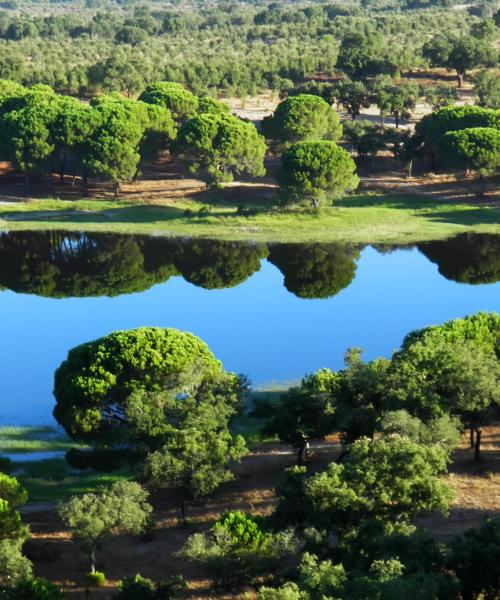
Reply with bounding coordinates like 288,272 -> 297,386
0,230 -> 498,425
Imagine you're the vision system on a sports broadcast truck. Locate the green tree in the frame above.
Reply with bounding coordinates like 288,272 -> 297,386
59,481 -> 152,574
337,33 -> 396,80
373,79 -> 419,128
276,436 -> 452,533
410,105 -> 499,169
277,141 -> 359,208
449,517 -> 500,600
474,71 -> 500,109
0,87 -> 58,191
0,476 -> 31,587
256,369 -> 338,464
114,573 -> 185,599
332,80 -> 372,120
389,316 -> 500,458
343,120 -> 386,157
262,94 -> 342,149
423,35 -> 497,87
53,327 -> 240,448
138,389 -> 247,522
139,82 -> 199,124
439,127 -> 500,194
179,511 -> 297,587
173,112 -> 266,187
82,94 -> 149,194
329,349 -> 391,444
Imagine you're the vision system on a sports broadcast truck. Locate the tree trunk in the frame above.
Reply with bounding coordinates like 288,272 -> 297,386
180,499 -> 187,525
24,175 -> 30,194
476,174 -> 486,199
469,427 -> 474,448
89,546 -> 96,574
114,181 -> 120,197
82,173 -> 88,196
456,70 -> 463,88
297,443 -> 306,466
395,112 -> 400,129
474,428 -> 482,461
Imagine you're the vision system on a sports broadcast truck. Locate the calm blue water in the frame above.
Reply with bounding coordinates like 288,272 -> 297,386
0,232 -> 498,424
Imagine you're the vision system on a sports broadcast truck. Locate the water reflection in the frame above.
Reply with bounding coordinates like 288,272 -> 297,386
268,243 -> 359,299
0,231 -> 498,300
418,233 -> 500,285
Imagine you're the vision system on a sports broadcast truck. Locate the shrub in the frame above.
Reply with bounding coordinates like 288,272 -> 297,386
114,573 -> 186,599
178,511 -> 298,588
85,571 -> 106,587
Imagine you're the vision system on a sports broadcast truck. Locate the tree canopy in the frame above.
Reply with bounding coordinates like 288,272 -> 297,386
262,94 -> 342,148
53,327 -> 242,447
277,141 -> 359,208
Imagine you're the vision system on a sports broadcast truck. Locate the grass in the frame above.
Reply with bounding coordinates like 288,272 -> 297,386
0,426 -> 80,454
0,426 -> 129,502
0,191 -> 498,243
16,460 -> 133,503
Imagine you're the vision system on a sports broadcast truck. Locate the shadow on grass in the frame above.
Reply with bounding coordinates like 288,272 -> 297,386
417,207 -> 500,226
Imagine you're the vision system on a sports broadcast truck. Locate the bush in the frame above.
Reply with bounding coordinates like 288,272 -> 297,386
85,572 -> 106,587
114,573 -> 186,599
178,511 -> 298,588
12,578 -> 66,599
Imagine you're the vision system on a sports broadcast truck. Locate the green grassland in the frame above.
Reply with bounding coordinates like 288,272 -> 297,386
1,192 -> 498,243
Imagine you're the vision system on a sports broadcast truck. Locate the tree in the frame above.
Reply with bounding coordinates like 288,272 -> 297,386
179,511 -> 297,587
380,410 -> 461,456
276,436 -> 452,533
256,369 -> 338,464
173,112 -> 266,187
114,573 -> 185,599
133,389 -> 247,521
139,82 -> 199,124
0,87 -> 58,191
332,80 -> 372,120
372,79 -> 419,128
0,476 -> 31,588
50,96 -> 99,184
439,127 -> 500,194
329,349 -> 391,444
337,33 -> 396,80
474,71 -> 500,109
342,120 -> 386,157
410,105 -> 499,169
53,327 -> 242,449
389,315 -> 500,458
82,94 -> 147,195
422,35 -> 497,87
267,243 -> 359,298
449,517 -> 500,600
277,141 -> 359,208
262,94 -> 342,148
59,481 -> 152,574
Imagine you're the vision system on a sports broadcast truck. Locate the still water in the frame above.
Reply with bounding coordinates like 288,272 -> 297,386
0,231 -> 498,424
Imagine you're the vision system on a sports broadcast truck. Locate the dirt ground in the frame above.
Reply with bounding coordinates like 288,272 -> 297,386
24,425 -> 500,599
